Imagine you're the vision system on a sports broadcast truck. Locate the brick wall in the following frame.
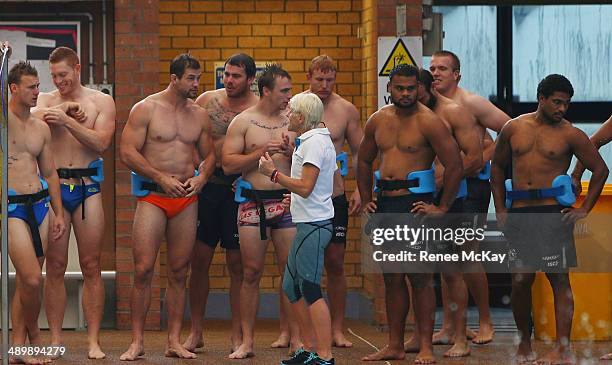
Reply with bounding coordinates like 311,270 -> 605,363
115,0 -> 161,330
159,1 -> 363,102
158,0 -> 364,295
360,0 -> 381,325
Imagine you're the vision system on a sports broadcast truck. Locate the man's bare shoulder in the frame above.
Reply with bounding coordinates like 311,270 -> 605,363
458,88 -> 506,117
130,94 -> 160,115
503,114 -> 531,132
417,103 -> 445,126
366,106 -> 399,132
417,102 -> 439,117
187,99 -> 207,116
456,88 -> 487,105
368,105 -> 393,123
82,86 -> 108,98
196,88 -> 225,107
434,97 -> 456,118
236,104 -> 258,117
84,87 -> 114,104
29,113 -> 46,126
229,105 -> 257,125
455,88 -> 493,113
185,98 -> 198,108
439,96 -> 468,115
511,113 -> 530,124
30,114 -> 52,136
562,119 -> 583,136
140,91 -> 165,105
36,90 -> 61,106
330,93 -> 358,115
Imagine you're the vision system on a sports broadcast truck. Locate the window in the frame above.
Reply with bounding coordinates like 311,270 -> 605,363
512,5 -> 612,102
424,6 -> 497,100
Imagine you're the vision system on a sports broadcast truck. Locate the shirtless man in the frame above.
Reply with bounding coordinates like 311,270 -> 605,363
6,61 -> 66,365
32,47 -> 115,359
222,64 -> 299,359
298,55 -> 363,348
491,74 -> 608,365
400,68 -> 483,358
359,64 -> 463,364
119,54 -> 215,361
183,53 -> 258,353
429,50 -> 510,344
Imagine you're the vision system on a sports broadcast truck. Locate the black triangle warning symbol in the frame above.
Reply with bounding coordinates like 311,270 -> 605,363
379,39 -> 417,77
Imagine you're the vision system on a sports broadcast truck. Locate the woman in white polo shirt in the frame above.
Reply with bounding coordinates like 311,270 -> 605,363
259,92 -> 337,365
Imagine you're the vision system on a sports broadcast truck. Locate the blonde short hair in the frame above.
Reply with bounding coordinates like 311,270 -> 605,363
289,93 -> 324,131
308,55 -> 336,75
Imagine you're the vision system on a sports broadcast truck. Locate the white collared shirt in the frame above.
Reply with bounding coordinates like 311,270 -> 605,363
290,128 -> 336,222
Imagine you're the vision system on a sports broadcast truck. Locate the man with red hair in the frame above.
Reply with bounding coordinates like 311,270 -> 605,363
34,46 -> 115,359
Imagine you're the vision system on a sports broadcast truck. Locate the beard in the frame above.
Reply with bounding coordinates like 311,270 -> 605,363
391,96 -> 416,109
227,84 -> 249,98
180,88 -> 197,99
542,109 -> 564,124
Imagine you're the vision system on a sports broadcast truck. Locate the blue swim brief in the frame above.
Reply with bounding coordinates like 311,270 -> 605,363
60,182 -> 101,216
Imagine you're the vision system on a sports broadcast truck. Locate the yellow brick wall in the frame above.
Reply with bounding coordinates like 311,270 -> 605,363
360,0 -> 377,126
158,0 -> 365,293
360,0 -> 379,307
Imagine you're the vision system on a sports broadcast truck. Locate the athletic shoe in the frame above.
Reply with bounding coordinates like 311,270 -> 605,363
303,353 -> 335,365
280,348 -> 314,365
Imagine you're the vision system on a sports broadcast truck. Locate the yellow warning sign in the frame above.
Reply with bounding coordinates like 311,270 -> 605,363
378,39 -> 417,76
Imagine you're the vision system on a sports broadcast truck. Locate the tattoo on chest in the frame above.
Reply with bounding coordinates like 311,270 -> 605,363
206,98 -> 240,136
8,155 -> 18,166
250,119 -> 289,130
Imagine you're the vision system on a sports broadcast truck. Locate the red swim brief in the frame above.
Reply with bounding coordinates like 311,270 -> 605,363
138,194 -> 197,219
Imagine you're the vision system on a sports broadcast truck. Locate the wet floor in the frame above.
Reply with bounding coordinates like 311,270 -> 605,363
15,320 -> 612,364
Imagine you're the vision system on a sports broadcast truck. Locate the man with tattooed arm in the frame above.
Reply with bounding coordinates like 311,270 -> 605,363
183,53 -> 258,354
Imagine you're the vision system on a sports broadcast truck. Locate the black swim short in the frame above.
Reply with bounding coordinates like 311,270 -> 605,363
504,204 -> 577,272
369,193 -> 434,273
330,194 -> 349,244
430,190 -> 470,266
463,178 -> 492,230
196,168 -> 240,250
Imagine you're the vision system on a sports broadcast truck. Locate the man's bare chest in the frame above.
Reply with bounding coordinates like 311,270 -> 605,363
511,129 -> 570,160
9,124 -> 44,157
206,98 -> 241,137
244,119 -> 287,148
49,96 -> 100,128
377,122 -> 427,153
323,118 -> 347,146
148,111 -> 201,144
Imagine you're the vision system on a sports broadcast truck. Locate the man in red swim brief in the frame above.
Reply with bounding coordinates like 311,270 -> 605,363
119,54 -> 215,361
